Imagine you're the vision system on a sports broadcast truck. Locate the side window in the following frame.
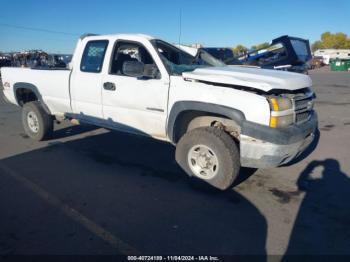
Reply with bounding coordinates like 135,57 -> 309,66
81,40 -> 108,73
110,41 -> 160,79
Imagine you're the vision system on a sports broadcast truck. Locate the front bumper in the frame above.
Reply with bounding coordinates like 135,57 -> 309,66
240,111 -> 318,168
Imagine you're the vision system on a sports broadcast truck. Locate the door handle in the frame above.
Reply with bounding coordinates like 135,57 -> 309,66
103,82 -> 116,91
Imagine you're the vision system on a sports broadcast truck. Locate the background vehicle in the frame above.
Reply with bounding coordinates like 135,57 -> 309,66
44,54 -> 69,68
308,56 -> 324,69
1,34 -> 318,190
201,48 -> 242,65
238,35 -> 312,74
181,36 -> 312,73
0,55 -> 12,68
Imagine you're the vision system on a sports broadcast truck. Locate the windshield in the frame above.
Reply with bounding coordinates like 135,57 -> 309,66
151,39 -> 226,75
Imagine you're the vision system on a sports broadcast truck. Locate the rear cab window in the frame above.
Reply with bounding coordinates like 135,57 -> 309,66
80,40 -> 109,73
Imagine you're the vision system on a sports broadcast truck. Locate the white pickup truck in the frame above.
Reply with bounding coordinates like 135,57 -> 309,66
1,34 -> 318,190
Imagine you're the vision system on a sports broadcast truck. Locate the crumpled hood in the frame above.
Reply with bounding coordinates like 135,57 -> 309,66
182,66 -> 312,92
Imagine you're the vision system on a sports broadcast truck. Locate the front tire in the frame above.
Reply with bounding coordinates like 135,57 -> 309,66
22,101 -> 53,141
175,127 -> 240,190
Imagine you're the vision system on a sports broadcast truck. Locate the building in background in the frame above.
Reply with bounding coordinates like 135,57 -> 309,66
314,49 -> 350,65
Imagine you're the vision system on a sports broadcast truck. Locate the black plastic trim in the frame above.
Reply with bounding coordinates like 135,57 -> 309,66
13,82 -> 51,114
167,101 -> 245,143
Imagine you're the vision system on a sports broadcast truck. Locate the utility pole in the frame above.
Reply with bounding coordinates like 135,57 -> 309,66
178,8 -> 182,45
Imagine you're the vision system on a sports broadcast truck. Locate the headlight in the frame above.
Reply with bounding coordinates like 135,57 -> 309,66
268,97 -> 293,111
270,114 -> 294,128
268,97 -> 294,128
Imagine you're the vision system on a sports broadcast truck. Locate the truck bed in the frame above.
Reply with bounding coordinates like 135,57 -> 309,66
1,67 -> 72,115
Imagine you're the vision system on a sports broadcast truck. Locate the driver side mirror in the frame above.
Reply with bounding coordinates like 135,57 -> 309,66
123,60 -> 144,78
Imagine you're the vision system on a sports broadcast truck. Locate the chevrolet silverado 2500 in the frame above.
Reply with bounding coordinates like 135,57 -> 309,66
0,34 -> 318,190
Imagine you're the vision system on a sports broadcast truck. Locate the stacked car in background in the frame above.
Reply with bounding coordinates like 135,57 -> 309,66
0,51 -> 72,69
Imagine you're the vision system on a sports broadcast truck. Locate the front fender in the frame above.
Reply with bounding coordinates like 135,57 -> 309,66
167,101 -> 245,143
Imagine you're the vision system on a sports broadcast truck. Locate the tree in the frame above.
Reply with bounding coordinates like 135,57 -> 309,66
311,40 -> 323,52
312,32 -> 350,51
346,39 -> 350,49
332,32 -> 348,48
232,44 -> 248,55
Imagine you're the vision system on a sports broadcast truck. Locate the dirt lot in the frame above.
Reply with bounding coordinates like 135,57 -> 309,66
0,68 -> 349,257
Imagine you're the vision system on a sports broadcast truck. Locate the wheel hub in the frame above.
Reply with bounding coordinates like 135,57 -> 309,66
187,144 -> 219,180
27,111 -> 39,133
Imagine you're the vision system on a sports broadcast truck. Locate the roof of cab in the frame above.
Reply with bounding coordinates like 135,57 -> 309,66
80,33 -> 155,41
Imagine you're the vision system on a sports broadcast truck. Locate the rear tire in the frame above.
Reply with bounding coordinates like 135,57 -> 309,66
22,101 -> 53,141
175,127 -> 240,190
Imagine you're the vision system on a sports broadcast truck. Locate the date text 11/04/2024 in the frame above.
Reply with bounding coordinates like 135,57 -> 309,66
127,256 -> 220,261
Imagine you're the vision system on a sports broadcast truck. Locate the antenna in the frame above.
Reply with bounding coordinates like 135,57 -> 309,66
178,8 -> 182,45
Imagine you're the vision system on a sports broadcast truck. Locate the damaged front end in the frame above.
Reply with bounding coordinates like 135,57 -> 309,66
240,87 -> 317,168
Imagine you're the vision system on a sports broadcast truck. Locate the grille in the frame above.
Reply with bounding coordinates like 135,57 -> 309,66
296,111 -> 311,123
294,96 -> 313,111
293,92 -> 314,124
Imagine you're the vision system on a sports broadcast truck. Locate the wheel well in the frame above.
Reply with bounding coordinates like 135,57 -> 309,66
173,111 -> 241,143
15,88 -> 38,106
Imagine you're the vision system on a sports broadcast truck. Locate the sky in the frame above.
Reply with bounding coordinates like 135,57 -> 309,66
0,0 -> 349,53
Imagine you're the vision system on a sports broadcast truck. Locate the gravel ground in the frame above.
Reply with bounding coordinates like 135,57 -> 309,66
0,68 -> 349,258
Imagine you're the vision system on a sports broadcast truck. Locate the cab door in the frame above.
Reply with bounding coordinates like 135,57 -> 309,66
70,40 -> 109,122
101,40 -> 170,139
